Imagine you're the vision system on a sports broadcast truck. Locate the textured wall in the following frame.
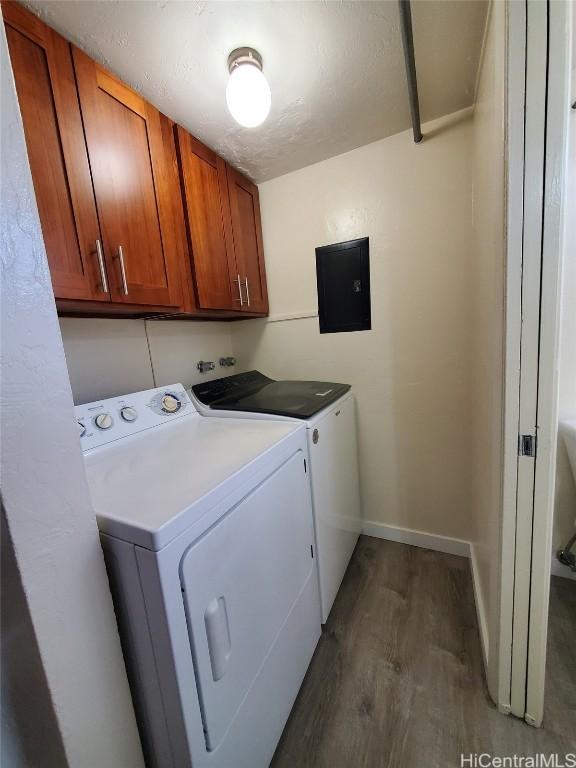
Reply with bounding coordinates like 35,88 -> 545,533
1,511 -> 68,768
232,108 -> 476,541
0,26 -> 144,768
146,319 -> 235,388
469,0 -> 506,688
59,318 -> 155,403
60,318 -> 235,404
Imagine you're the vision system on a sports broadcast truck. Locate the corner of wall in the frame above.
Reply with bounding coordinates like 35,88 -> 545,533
469,543 -> 490,675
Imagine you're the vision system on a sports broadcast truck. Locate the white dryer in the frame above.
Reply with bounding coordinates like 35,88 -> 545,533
76,384 -> 320,768
190,371 -> 362,623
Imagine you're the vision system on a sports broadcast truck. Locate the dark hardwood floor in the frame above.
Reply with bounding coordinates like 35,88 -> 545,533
271,536 -> 576,768
545,574 -> 576,738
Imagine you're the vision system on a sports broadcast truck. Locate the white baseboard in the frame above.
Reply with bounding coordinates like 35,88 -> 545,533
550,558 -> 576,581
361,520 -> 470,558
469,544 -> 490,672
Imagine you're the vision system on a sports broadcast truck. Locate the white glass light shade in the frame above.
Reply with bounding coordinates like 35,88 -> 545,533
226,63 -> 271,128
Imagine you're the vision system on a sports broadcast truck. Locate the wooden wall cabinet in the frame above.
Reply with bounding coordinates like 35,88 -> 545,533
174,127 -> 238,311
3,2 -> 106,303
226,165 -> 268,314
175,126 -> 268,315
72,47 -> 183,309
2,1 -> 268,319
3,2 -> 186,314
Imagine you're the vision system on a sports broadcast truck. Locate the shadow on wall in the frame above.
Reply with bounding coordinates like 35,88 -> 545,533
417,106 -> 473,142
1,509 -> 68,768
554,434 -> 576,551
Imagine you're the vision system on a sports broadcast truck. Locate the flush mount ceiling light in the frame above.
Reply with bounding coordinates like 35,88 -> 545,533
226,47 -> 271,128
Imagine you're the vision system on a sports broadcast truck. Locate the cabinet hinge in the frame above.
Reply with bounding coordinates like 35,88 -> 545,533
518,434 -> 537,458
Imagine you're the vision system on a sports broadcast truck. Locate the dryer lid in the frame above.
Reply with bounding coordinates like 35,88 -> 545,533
83,415 -> 301,549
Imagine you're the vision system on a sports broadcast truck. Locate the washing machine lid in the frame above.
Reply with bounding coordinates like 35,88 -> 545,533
193,370 -> 351,419
83,415 -> 302,550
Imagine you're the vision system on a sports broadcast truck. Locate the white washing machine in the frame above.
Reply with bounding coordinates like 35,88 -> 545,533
76,384 -> 321,768
190,371 -> 362,623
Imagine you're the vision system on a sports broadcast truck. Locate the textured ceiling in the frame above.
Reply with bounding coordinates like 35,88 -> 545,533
24,0 -> 488,182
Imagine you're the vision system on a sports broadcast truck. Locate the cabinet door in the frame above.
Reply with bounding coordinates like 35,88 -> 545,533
226,165 -> 269,314
2,2 -> 109,302
159,116 -> 199,315
174,127 -> 239,310
72,47 -> 181,307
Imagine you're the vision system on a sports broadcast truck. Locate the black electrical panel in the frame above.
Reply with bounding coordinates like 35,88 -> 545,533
315,237 -> 371,334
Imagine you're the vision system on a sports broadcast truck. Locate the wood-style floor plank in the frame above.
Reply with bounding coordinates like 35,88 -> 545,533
544,575 -> 576,739
271,537 -> 576,768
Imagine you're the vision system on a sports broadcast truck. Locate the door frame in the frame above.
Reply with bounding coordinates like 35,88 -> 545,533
498,0 -> 572,726
494,0 -> 526,716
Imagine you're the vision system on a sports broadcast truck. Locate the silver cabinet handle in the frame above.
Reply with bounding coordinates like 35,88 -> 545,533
244,277 -> 250,307
115,245 -> 128,295
95,239 -> 109,293
233,273 -> 244,306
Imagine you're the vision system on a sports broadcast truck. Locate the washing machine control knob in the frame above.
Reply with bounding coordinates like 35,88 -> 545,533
161,394 -> 181,414
94,412 -> 113,430
120,406 -> 138,422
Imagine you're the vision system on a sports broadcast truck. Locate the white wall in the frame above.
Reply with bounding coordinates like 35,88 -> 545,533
60,318 -> 235,404
1,512 -> 68,767
469,0 -> 506,687
0,26 -> 144,768
232,108 -> 476,542
554,67 -> 576,553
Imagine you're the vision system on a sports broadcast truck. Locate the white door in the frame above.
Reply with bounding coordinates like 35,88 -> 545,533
180,450 -> 317,751
505,0 -> 571,726
524,0 -> 571,727
308,394 -> 361,623
509,0 -> 549,718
